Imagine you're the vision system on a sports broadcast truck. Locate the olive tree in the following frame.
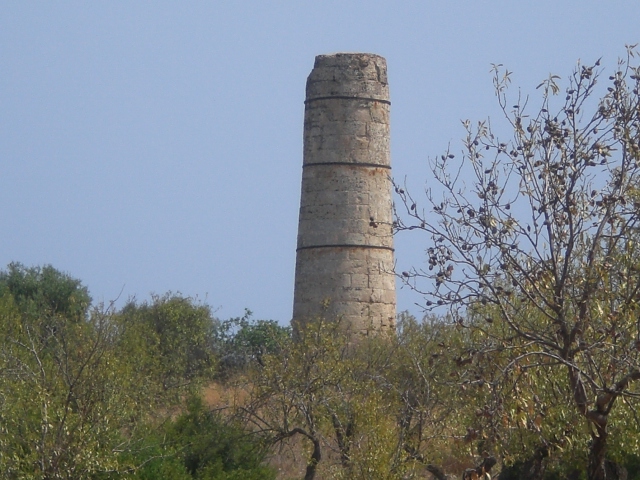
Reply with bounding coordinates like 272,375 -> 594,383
396,46 -> 640,479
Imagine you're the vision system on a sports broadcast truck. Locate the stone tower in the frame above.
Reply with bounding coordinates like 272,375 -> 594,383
292,53 -> 396,335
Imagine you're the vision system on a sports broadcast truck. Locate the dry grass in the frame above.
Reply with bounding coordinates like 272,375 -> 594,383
202,380 -> 250,410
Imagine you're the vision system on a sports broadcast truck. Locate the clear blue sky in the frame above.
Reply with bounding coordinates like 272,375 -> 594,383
2,1 -> 639,322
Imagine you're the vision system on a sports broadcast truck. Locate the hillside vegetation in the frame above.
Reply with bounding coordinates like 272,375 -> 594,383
1,262 -> 638,479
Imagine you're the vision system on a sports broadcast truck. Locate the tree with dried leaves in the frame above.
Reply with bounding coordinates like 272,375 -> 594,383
396,46 -> 640,480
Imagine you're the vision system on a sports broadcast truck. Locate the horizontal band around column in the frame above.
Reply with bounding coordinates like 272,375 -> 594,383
296,244 -> 394,252
305,95 -> 391,105
303,161 -> 391,169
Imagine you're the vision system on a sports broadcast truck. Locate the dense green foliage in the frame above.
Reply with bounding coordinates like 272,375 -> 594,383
0,264 -> 275,479
114,293 -> 218,406
0,260 -> 638,479
0,262 -> 91,321
214,310 -> 291,378
130,396 -> 275,480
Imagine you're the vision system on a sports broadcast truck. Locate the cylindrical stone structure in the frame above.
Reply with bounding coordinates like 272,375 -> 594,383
292,53 -> 396,336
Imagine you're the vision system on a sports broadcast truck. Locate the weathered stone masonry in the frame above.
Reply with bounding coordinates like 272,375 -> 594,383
292,53 -> 396,335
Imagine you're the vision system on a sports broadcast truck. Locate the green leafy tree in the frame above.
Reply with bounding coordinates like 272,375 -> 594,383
214,310 -> 291,378
396,47 -> 640,479
0,265 -> 139,478
131,395 -> 276,480
115,293 -> 218,403
0,262 -> 91,321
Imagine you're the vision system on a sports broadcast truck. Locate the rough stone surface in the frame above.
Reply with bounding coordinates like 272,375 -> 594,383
292,53 -> 396,335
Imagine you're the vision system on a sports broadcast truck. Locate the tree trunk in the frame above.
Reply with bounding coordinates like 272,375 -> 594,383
332,412 -> 354,469
566,365 -> 612,480
425,464 -> 448,480
304,437 -> 322,480
587,426 -> 608,480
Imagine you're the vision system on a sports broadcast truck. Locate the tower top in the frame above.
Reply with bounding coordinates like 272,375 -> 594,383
306,53 -> 389,102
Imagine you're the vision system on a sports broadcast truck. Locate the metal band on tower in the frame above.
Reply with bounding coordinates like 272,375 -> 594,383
292,53 -> 396,335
